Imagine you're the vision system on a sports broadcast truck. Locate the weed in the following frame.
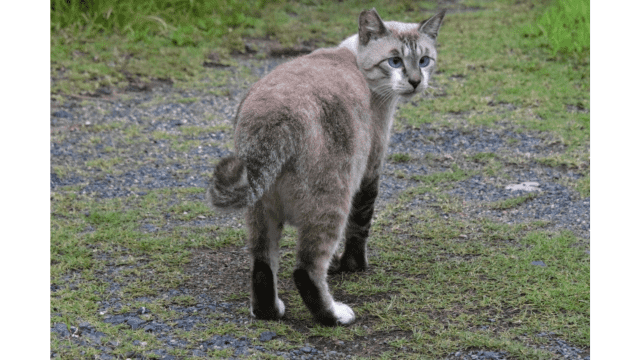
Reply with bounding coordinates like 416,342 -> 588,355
85,157 -> 122,173
412,164 -> 471,186
176,97 -> 198,104
577,173 -> 589,197
390,153 -> 411,163
488,192 -> 539,210
469,152 -> 496,163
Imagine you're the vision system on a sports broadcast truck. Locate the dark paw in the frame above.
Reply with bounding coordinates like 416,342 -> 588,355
250,298 -> 285,320
328,253 -> 367,275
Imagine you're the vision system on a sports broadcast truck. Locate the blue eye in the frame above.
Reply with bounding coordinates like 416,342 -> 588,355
419,56 -> 430,68
388,57 -> 403,68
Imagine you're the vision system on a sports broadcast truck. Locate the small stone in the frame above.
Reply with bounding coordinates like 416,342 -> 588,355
259,331 -> 277,342
53,110 -> 73,119
192,349 -> 206,357
301,346 -> 312,353
126,316 -> 146,329
506,182 -> 540,192
531,261 -> 546,267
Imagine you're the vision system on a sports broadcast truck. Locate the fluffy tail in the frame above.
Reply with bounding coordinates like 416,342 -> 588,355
205,123 -> 296,210
205,156 -> 252,210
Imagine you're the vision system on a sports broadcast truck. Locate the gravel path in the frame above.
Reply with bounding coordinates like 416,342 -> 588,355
50,56 -> 589,359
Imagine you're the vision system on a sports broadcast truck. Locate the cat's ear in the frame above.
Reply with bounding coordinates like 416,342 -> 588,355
418,10 -> 446,39
358,8 -> 390,46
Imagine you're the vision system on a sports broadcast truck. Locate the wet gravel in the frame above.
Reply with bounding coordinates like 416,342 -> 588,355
442,332 -> 590,360
50,55 -> 589,359
449,174 -> 590,238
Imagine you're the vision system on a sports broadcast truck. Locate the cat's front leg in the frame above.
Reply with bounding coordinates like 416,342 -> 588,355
246,201 -> 285,320
329,176 -> 379,274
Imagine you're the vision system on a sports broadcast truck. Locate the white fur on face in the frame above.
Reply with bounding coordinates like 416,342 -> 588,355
390,69 -> 403,92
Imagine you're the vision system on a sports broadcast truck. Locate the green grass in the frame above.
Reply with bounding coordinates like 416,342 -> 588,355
469,152 -> 496,163
412,164 -> 472,186
520,0 -> 589,57
488,192 -> 539,210
389,153 -> 411,163
51,0 -> 277,40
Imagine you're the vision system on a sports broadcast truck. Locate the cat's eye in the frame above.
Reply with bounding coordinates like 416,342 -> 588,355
419,56 -> 431,68
388,57 -> 403,68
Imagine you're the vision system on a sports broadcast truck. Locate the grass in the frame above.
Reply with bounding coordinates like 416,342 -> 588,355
488,192 -> 539,210
469,152 -> 497,163
520,0 -> 589,57
389,153 -> 411,163
51,0 -> 589,358
412,164 -> 471,186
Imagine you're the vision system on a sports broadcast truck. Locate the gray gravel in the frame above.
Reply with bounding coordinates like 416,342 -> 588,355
50,54 -> 589,359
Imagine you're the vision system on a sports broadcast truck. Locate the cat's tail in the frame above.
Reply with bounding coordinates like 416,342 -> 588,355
205,155 -> 253,210
205,123 -> 296,210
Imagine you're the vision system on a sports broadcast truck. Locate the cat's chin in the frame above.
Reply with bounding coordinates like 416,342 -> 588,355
399,90 -> 421,100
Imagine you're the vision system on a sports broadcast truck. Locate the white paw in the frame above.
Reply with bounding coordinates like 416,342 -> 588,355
333,302 -> 355,325
276,297 -> 286,318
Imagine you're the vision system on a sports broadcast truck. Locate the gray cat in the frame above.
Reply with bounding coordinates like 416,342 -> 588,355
206,8 -> 445,326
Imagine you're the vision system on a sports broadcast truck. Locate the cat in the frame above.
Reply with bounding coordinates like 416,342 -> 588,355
205,8 -> 445,326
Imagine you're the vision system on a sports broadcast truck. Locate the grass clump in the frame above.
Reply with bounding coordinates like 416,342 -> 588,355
488,192 -> 539,210
469,152 -> 496,163
390,153 -> 411,163
412,164 -> 471,186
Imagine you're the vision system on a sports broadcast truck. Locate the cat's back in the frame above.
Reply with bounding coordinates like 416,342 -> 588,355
237,47 -> 371,123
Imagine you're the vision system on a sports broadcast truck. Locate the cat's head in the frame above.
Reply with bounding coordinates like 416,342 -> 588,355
340,9 -> 445,103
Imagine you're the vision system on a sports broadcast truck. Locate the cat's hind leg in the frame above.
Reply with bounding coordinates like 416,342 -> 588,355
293,205 -> 356,326
329,176 -> 379,274
246,200 -> 285,320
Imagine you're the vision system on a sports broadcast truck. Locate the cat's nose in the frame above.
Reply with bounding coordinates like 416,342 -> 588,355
408,78 -> 421,89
